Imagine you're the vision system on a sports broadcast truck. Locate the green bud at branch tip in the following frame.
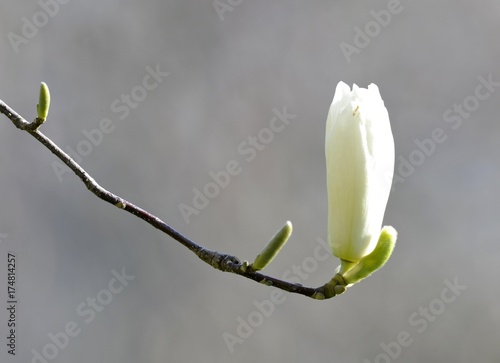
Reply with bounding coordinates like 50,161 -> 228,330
37,82 -> 51,121
249,221 -> 292,271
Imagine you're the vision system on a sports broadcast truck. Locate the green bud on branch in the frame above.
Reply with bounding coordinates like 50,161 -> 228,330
37,82 -> 51,121
341,226 -> 397,285
250,221 -> 292,271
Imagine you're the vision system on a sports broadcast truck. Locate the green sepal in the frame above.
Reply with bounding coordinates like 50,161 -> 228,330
342,226 -> 397,285
249,221 -> 292,271
37,82 -> 51,121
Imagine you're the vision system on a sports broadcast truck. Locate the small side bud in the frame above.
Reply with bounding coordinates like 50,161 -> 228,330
249,221 -> 292,271
342,226 -> 397,285
37,82 -> 51,121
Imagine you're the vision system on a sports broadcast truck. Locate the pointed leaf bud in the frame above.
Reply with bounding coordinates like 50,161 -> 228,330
342,226 -> 397,285
250,221 -> 292,271
37,82 -> 50,121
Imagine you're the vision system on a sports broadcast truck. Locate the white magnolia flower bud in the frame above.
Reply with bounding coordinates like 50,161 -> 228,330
325,82 -> 395,263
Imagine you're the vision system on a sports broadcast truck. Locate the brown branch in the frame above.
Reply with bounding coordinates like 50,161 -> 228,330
0,98 -> 346,300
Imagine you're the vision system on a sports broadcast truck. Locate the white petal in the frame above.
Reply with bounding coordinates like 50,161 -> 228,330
326,82 -> 394,262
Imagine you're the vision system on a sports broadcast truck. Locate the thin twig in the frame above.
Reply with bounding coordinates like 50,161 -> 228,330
0,99 -> 345,299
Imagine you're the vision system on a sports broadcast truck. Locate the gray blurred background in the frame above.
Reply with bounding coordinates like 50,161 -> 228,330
1,1 -> 499,362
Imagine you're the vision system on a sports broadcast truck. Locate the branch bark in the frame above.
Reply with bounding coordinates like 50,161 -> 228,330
0,99 -> 345,300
